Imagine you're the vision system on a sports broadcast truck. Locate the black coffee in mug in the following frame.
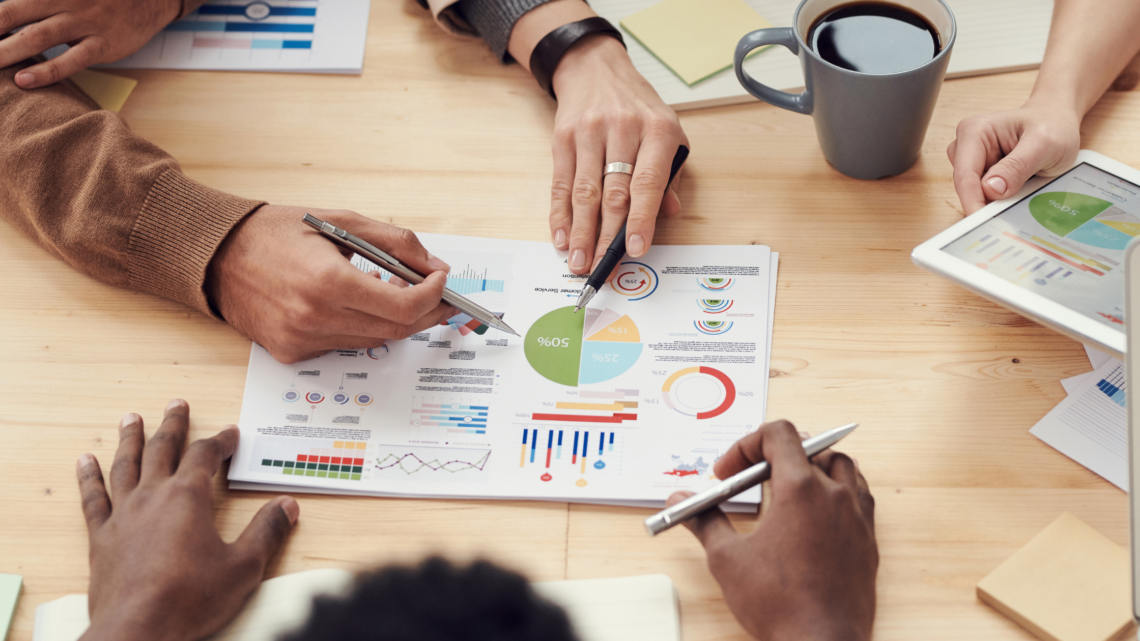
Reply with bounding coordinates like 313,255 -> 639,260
808,2 -> 942,74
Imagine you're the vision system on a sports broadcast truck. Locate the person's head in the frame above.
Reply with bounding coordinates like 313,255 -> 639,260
281,557 -> 579,641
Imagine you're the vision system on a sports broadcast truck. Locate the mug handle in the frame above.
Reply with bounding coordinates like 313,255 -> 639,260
734,28 -> 813,115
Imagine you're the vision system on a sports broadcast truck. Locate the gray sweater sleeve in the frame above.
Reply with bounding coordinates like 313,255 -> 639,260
454,0 -> 561,62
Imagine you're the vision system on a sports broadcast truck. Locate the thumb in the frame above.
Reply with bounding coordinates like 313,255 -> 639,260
354,217 -> 449,276
666,491 -> 737,550
980,136 -> 1056,201
234,496 -> 299,569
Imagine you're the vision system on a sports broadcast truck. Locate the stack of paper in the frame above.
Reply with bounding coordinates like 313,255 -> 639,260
592,0 -> 1055,110
1030,345 -> 1127,491
229,235 -> 777,512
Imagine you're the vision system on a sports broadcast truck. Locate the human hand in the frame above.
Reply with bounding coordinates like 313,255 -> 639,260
76,400 -> 299,641
549,35 -> 688,274
206,205 -> 456,364
667,421 -> 878,641
0,0 -> 180,89
947,101 -> 1081,215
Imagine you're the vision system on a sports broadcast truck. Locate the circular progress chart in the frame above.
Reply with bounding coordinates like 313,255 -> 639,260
661,366 -> 736,419
525,306 -> 643,386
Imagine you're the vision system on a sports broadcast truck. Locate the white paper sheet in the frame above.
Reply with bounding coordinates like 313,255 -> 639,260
1031,358 -> 1127,491
229,236 -> 774,510
49,0 -> 370,74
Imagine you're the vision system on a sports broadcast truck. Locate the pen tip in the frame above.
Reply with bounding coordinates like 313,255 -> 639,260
573,307 -> 580,313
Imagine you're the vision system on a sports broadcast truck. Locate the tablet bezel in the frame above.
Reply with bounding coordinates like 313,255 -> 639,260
1127,239 -> 1140,622
911,150 -> 1140,357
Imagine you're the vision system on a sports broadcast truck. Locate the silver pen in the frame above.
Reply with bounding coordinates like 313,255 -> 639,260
302,214 -> 520,336
644,422 -> 859,536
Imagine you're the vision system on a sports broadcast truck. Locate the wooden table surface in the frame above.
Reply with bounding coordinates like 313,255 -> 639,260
4,2 -> 1140,639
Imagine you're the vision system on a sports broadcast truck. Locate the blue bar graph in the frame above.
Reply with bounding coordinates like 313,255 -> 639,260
608,432 -> 614,452
557,430 -> 563,459
1097,369 -> 1127,408
530,429 -> 538,463
167,21 -> 314,33
197,6 -> 317,16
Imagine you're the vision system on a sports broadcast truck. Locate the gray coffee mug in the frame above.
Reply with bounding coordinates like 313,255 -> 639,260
734,0 -> 955,180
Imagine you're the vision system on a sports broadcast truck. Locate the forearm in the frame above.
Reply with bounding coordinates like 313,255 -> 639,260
0,57 -> 263,317
1028,0 -> 1140,115
505,0 -> 595,72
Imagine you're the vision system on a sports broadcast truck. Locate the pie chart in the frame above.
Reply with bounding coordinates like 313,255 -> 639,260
661,366 -> 735,419
524,306 -> 643,386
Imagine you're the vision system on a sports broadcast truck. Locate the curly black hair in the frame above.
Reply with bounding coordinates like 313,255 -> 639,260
279,557 -> 580,641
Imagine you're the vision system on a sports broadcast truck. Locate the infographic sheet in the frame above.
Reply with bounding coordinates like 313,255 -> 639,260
229,235 -> 775,509
60,0 -> 371,73
942,163 -> 1140,328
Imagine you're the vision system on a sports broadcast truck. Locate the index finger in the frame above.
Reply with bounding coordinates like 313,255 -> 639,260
330,214 -> 450,276
950,128 -> 995,215
178,427 -> 240,481
625,135 -> 685,258
713,420 -> 812,484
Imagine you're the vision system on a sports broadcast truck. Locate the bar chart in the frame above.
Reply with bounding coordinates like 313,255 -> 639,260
520,428 -> 618,481
249,436 -> 369,481
409,399 -> 489,435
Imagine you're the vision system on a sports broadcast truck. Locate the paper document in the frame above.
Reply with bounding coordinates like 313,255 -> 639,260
34,570 -> 679,641
1031,358 -> 1127,491
591,0 -> 1053,110
60,0 -> 371,74
69,70 -> 137,112
229,235 -> 775,510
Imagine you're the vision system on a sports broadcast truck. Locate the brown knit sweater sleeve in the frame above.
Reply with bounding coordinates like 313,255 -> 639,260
0,60 -> 264,318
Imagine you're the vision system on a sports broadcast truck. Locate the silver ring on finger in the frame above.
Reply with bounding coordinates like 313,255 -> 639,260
603,162 -> 634,177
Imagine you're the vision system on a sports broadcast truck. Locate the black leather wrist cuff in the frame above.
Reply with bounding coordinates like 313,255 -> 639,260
529,16 -> 625,101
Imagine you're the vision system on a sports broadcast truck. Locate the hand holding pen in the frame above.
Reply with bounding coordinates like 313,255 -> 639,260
666,421 -> 878,641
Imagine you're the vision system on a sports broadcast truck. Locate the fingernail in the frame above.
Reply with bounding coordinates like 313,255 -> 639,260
427,253 -> 449,272
553,229 -> 567,249
166,398 -> 186,411
799,430 -> 810,439
628,234 -> 645,257
671,190 -> 681,208
569,249 -> 586,270
15,71 -> 34,87
280,496 -> 300,525
76,453 -> 94,471
120,413 -> 140,430
853,457 -> 860,469
986,176 -> 1007,196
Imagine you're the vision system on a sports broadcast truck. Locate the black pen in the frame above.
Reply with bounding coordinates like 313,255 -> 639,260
573,145 -> 689,312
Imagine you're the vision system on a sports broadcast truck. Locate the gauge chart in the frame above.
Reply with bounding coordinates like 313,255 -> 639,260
524,306 -> 643,386
661,366 -> 736,419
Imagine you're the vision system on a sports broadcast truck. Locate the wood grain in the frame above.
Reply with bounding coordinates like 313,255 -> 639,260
2,1 -> 1139,639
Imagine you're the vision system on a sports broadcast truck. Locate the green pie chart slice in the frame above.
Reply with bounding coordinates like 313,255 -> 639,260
524,307 -> 584,386
1029,192 -> 1113,236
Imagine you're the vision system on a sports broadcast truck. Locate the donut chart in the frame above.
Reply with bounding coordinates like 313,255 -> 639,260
661,366 -> 735,419
524,306 -> 643,386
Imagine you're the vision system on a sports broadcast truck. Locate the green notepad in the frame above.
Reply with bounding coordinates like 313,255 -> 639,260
620,0 -> 774,86
0,574 -> 22,641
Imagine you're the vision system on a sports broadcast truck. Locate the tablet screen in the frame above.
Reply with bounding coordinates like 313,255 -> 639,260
941,163 -> 1139,329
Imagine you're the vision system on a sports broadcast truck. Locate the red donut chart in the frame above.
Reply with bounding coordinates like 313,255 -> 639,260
661,366 -> 736,420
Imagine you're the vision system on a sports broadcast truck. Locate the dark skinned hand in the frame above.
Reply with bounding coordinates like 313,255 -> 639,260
76,399 -> 300,641
667,420 -> 878,641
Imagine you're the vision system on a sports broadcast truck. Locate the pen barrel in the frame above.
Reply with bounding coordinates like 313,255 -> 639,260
645,463 -> 770,536
586,222 -> 628,291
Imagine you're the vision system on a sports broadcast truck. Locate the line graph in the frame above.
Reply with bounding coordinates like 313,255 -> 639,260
373,445 -> 491,482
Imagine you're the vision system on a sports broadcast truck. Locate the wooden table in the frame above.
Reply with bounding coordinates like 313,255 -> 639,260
3,2 -> 1140,639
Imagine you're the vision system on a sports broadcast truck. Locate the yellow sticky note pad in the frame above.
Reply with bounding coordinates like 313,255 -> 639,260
977,513 -> 1135,641
620,0 -> 773,86
70,69 -> 138,113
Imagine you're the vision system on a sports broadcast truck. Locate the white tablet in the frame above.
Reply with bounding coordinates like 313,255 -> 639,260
912,150 -> 1140,357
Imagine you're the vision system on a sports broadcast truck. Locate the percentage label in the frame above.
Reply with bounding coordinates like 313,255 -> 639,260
536,336 -> 570,348
591,353 -> 619,363
1047,199 -> 1080,216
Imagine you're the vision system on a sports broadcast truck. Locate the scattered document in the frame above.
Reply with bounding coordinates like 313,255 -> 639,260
620,0 -> 773,86
0,574 -> 20,641
592,0 -> 1054,110
1031,358 -> 1127,491
34,570 -> 679,641
73,0 -> 370,74
229,236 -> 776,511
69,70 -> 137,112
